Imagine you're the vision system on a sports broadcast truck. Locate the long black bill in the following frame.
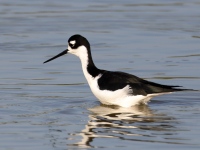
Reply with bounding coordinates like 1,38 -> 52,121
43,49 -> 68,64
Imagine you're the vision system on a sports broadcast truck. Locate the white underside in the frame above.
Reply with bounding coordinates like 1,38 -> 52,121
68,45 -> 171,108
88,75 -> 170,107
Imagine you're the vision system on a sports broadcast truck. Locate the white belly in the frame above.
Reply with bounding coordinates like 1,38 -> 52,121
88,76 -> 153,107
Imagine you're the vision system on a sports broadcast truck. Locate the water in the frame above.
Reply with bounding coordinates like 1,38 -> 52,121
0,0 -> 200,149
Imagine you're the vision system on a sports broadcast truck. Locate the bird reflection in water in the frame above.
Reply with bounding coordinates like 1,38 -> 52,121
70,104 -> 178,148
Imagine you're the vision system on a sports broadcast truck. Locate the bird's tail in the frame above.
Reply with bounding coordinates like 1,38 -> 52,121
142,79 -> 197,94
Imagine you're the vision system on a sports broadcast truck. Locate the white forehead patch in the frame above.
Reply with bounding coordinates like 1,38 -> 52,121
70,40 -> 76,45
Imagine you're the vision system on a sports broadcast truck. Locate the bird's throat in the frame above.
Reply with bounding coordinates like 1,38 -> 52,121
78,48 -> 100,84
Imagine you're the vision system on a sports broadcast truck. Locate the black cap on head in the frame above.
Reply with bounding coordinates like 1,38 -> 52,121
43,34 -> 90,64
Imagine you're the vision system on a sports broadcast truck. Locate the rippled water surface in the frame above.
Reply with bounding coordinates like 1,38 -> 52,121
0,0 -> 200,149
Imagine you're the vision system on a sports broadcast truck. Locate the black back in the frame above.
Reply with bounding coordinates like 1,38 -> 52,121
98,71 -> 187,96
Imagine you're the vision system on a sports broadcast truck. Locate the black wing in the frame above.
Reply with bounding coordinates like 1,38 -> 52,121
98,71 -> 186,96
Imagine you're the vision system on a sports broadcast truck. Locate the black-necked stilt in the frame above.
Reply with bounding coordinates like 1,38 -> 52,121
44,34 -> 193,107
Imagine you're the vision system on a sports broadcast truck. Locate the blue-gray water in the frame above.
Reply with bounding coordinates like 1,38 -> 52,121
0,0 -> 200,149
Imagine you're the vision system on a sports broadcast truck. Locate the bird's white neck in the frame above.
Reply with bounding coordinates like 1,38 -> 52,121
79,49 -> 93,83
69,45 -> 100,84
